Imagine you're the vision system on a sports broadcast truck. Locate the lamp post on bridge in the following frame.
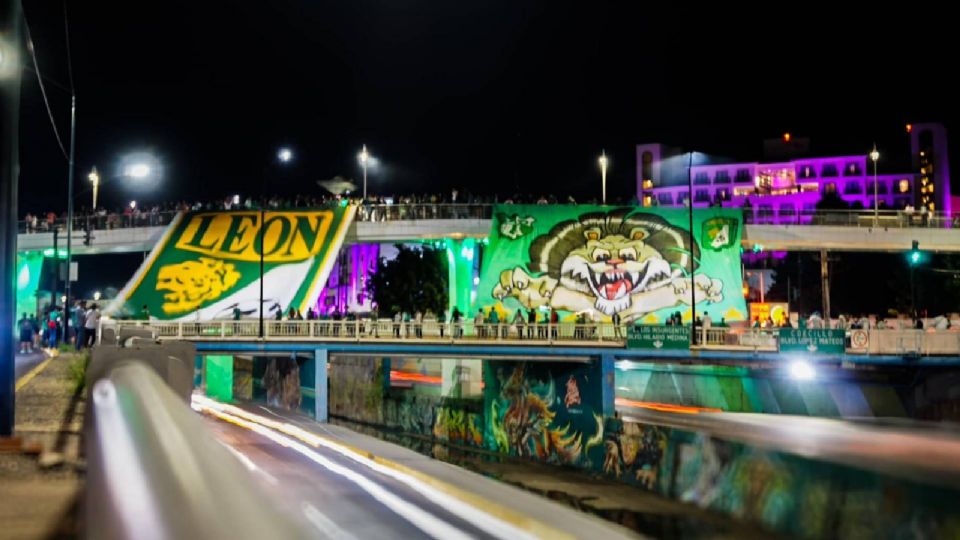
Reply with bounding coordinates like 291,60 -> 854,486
358,145 -> 370,200
870,144 -> 880,225
598,150 -> 608,205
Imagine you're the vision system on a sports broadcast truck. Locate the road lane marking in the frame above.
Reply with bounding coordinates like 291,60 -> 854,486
217,440 -> 280,486
193,395 -> 557,540
15,357 -> 54,391
301,502 -> 359,540
200,404 -> 473,540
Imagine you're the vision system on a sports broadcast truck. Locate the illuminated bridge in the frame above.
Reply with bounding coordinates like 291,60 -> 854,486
17,205 -> 960,255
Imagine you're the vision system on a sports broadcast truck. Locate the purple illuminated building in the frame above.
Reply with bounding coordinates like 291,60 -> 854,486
637,123 -> 953,223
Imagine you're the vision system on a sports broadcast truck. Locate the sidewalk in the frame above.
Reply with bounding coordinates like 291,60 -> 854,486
0,351 -> 86,540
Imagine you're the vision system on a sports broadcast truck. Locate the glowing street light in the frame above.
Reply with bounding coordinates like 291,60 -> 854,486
125,163 -> 151,179
788,360 -> 816,381
88,167 -> 100,209
870,144 -> 880,224
93,291 -> 102,301
358,144 -> 371,200
277,147 -> 293,164
598,150 -> 609,205
129,200 -> 137,210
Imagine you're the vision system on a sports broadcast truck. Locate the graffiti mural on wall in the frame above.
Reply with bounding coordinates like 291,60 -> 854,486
484,362 -> 604,467
602,418 -> 668,490
327,356 -> 387,424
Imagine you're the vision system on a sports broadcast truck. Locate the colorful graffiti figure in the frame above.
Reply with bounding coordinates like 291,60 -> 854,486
564,375 -> 581,408
603,421 -> 668,490
489,364 -> 602,465
492,209 -> 723,323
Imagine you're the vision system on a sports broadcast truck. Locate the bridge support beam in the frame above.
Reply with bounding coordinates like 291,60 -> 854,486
315,349 -> 328,422
444,238 -> 478,318
820,249 -> 831,319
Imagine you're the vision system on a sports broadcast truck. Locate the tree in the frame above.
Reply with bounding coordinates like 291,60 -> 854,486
367,244 -> 448,316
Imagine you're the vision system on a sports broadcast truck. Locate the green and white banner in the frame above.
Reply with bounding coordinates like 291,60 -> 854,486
477,205 -> 746,324
107,207 -> 356,320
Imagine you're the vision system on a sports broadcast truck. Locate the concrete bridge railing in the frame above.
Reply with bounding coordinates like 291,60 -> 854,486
106,320 -> 960,356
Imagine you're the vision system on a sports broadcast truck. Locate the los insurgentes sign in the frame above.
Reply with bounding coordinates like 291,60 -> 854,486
778,329 -> 845,354
626,325 -> 690,350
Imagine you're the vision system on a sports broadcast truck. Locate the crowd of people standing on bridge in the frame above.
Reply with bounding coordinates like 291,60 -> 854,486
20,189 -> 646,234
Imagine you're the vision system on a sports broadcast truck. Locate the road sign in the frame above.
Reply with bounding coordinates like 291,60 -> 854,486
626,325 -> 690,350
778,329 -> 845,354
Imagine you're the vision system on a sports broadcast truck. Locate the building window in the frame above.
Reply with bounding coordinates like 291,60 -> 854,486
714,171 -> 731,184
758,204 -> 774,220
694,172 -> 710,185
821,164 -> 838,177
677,192 -> 689,205
715,188 -> 730,201
657,193 -> 674,205
641,152 -> 654,182
780,204 -> 796,217
822,182 -> 837,194
735,168 -> 751,182
799,165 -> 816,179
866,181 -> 888,195
843,181 -> 863,194
844,162 -> 862,176
694,189 -> 711,202
898,179 -> 910,193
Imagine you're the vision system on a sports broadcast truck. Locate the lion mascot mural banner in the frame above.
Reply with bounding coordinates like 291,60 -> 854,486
477,205 -> 746,324
107,207 -> 356,320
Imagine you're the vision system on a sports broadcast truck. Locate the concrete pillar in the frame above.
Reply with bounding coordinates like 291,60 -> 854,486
315,349 -> 328,422
445,238 -> 478,317
441,358 -> 483,398
820,249 -> 831,319
600,353 -> 616,418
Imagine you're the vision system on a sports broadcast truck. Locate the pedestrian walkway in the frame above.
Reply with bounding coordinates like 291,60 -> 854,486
0,352 -> 86,540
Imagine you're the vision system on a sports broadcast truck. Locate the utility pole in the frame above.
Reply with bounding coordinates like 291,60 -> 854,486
1,0 -> 23,437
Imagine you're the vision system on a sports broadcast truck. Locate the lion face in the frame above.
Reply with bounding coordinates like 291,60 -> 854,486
156,257 -> 241,314
562,233 -> 675,314
526,209 -> 694,317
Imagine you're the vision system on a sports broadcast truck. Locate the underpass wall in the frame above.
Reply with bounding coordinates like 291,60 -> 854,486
602,417 -> 960,538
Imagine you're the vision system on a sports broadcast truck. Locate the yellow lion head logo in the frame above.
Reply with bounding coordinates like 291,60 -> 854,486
156,257 -> 241,314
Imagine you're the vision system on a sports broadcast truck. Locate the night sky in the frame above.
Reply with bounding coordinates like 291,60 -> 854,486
17,2 -> 956,215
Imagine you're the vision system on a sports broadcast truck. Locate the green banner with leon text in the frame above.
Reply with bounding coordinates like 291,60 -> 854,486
107,207 -> 356,320
476,205 -> 747,325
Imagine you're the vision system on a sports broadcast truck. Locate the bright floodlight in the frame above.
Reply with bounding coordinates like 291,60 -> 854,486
870,148 -> 880,162
789,360 -> 816,381
278,147 -> 293,163
129,200 -> 137,209
126,163 -> 151,178
93,291 -> 102,301
359,144 -> 370,165
598,151 -> 608,169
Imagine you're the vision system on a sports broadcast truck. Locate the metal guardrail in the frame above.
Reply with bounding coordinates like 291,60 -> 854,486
19,205 -> 957,233
106,320 -> 960,356
87,361 -> 308,540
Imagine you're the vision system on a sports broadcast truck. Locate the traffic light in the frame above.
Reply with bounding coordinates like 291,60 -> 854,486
908,240 -> 923,265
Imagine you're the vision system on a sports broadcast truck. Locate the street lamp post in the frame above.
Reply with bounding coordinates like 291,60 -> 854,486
88,167 -> 100,209
598,151 -> 609,205
687,151 -> 697,339
870,145 -> 880,225
359,145 -> 370,200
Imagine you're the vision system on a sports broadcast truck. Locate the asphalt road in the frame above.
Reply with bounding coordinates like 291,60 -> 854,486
204,416 -> 534,540
14,351 -> 46,382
